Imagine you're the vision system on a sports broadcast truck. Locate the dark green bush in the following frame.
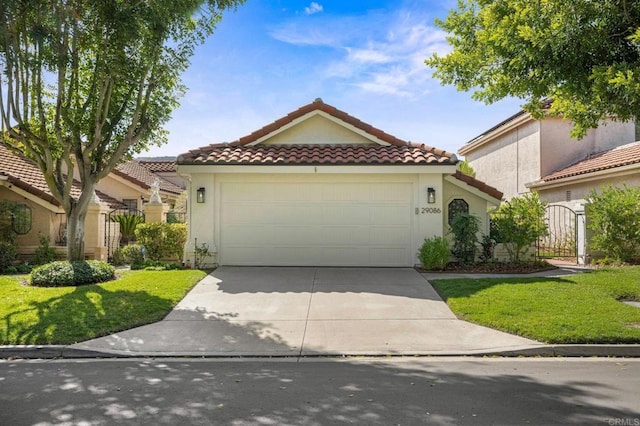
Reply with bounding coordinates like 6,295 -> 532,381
30,260 -> 115,287
3,265 -> 18,274
587,185 -> 640,263
112,244 -> 145,266
418,237 -> 450,270
33,235 -> 57,265
449,213 -> 480,265
135,222 -> 187,261
0,241 -> 17,273
16,263 -> 33,274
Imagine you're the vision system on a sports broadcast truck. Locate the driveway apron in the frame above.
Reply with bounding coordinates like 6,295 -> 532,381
71,267 -> 540,356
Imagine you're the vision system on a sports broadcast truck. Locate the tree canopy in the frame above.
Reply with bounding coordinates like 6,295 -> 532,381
426,0 -> 640,138
0,0 -> 243,260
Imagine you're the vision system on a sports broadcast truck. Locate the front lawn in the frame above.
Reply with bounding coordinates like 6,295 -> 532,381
0,269 -> 207,345
431,266 -> 640,344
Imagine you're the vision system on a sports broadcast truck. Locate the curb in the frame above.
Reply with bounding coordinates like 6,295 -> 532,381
2,344 -> 640,360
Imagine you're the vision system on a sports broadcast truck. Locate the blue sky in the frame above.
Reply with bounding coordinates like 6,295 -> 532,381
148,0 -> 523,158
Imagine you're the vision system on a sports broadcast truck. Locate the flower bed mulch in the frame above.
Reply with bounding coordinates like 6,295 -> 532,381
416,260 -> 558,274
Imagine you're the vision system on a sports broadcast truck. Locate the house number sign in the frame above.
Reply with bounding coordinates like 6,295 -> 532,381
421,207 -> 441,214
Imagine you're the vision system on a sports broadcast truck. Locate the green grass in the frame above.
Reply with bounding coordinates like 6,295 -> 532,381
431,266 -> 640,344
0,269 -> 207,345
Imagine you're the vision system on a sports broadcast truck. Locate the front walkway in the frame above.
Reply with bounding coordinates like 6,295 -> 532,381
71,267 -> 542,357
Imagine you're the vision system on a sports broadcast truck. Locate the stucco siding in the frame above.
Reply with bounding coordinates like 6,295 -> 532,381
538,173 -> 640,204
465,120 -> 540,199
539,118 -> 636,176
261,114 -> 374,145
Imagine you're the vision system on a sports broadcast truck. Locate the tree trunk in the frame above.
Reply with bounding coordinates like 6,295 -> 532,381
66,206 -> 87,262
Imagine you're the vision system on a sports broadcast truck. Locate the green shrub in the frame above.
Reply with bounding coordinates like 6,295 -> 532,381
3,265 -> 18,274
0,241 -> 17,273
449,213 -> 480,265
30,260 -> 115,287
111,244 -> 145,266
587,185 -> 640,263
418,237 -> 450,270
491,192 -> 547,263
135,222 -> 187,261
112,214 -> 145,244
33,235 -> 57,265
16,263 -> 32,274
479,235 -> 497,262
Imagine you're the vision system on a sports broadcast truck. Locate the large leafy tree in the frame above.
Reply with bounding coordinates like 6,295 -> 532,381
0,0 -> 243,260
426,0 -> 640,138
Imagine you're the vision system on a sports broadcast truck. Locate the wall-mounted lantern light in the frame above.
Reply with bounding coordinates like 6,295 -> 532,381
196,187 -> 206,203
427,187 -> 436,204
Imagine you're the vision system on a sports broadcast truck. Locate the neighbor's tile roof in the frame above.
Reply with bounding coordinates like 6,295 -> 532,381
178,143 -> 457,166
541,141 -> 640,182
178,98 -> 457,166
114,160 -> 183,194
452,170 -> 503,200
0,144 -> 124,209
137,160 -> 177,173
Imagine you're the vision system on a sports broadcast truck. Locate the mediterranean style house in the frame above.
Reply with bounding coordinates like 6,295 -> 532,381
459,105 -> 638,205
0,144 -> 184,260
177,98 -> 503,267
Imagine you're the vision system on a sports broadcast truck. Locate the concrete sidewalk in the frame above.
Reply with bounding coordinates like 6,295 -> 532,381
69,267 -> 543,357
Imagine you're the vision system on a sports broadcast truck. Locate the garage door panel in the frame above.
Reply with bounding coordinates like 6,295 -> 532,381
272,226 -> 321,244
370,227 -> 411,245
224,225 -> 271,245
321,226 -> 369,245
371,205 -> 411,225
220,180 -> 414,266
322,184 -> 369,202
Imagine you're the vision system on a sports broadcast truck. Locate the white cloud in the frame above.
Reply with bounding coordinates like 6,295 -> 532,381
269,8 -> 449,99
304,2 -> 323,15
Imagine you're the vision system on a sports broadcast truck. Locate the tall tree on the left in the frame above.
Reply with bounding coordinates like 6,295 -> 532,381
0,0 -> 243,261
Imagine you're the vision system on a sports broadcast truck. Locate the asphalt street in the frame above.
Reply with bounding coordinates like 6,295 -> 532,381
1,357 -> 639,425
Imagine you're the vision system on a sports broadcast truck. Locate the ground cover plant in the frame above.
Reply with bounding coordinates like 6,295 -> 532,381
0,269 -> 206,345
431,266 -> 640,343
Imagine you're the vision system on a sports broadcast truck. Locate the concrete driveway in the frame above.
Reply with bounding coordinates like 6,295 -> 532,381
72,267 -> 541,356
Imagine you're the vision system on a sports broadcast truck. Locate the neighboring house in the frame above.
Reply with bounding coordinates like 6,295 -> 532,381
459,104 -> 638,201
0,144 -> 182,260
0,144 -> 124,258
138,159 -> 187,190
177,98 -> 502,267
99,159 -> 184,211
527,141 -> 640,205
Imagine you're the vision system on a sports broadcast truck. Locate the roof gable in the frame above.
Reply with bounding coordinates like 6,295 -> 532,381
258,112 -> 385,146
178,99 -> 458,166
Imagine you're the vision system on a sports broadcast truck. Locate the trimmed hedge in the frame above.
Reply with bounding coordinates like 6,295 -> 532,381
30,260 -> 115,287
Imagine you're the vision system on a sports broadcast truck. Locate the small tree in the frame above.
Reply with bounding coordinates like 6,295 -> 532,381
586,185 -> 640,263
491,192 -> 547,263
449,213 -> 480,265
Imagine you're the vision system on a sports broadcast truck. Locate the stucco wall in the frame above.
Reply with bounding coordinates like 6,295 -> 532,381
262,114 -> 374,145
539,118 -> 636,176
95,175 -> 145,208
443,179 -> 491,239
465,120 -> 540,199
0,186 -> 58,246
537,173 -> 640,205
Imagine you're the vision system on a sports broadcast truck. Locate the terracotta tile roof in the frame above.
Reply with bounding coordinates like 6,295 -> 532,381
0,144 -> 125,209
541,141 -> 640,182
178,99 -> 457,166
138,160 -> 177,173
114,160 -> 183,194
452,170 -> 503,200
178,142 -> 457,166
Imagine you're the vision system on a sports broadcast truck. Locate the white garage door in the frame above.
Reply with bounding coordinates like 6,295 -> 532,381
219,179 -> 414,266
